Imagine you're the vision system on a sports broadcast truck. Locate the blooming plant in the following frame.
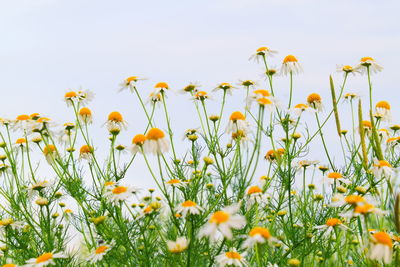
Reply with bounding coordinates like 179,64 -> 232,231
0,47 -> 398,267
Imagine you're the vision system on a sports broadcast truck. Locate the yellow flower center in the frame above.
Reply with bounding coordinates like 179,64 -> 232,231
373,232 -> 393,247
247,186 -> 262,195
307,93 -> 322,104
3,264 -> 16,267
146,128 -> 165,140
16,138 -> 26,144
181,200 -> 196,207
253,89 -> 270,97
0,218 -> 14,226
43,144 -> 56,155
64,91 -> 77,98
294,103 -> 309,110
345,195 -> 365,205
155,82 -> 169,89
257,98 -> 272,106
256,47 -> 269,52
80,145 -> 93,155
79,107 -> 92,116
126,76 -> 138,82
36,252 -> 53,263
249,227 -> 271,239
218,83 -> 232,89
104,181 -> 115,186
132,134 -> 146,145
326,218 -> 342,227
362,121 -> 372,128
229,111 -> 245,121
342,65 -> 353,72
225,251 -> 242,260
376,101 -> 390,110
195,91 -> 208,99
112,186 -> 128,194
361,57 -> 374,62
327,172 -> 342,179
354,203 -> 374,214
167,179 -> 181,184
16,114 -> 30,121
210,211 -> 230,224
283,55 -> 298,63
95,245 -> 109,254
108,111 -> 123,122
374,160 -> 392,168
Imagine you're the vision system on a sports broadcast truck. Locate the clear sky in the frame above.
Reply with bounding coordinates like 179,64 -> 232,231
1,0 -> 399,188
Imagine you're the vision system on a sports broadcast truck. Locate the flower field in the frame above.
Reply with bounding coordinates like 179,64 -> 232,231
0,47 -> 398,266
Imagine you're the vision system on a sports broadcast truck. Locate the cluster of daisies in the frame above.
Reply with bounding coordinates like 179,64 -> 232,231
0,45 -> 398,267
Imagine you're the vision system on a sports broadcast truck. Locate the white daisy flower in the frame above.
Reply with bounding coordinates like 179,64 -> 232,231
215,248 -> 248,267
198,203 -> 246,241
105,184 -> 139,203
119,76 -> 146,92
175,200 -> 204,217
24,251 -> 66,267
242,227 -> 277,249
368,232 -> 393,264
307,93 -> 324,112
226,111 -> 249,134
249,46 -> 278,63
290,103 -> 315,117
314,218 -> 349,237
167,237 -> 189,253
375,101 -> 391,122
143,128 -> 170,155
372,159 -> 394,179
280,55 -> 303,76
354,57 -> 383,74
212,83 -> 236,95
105,111 -> 128,133
323,172 -> 351,186
88,241 -> 114,263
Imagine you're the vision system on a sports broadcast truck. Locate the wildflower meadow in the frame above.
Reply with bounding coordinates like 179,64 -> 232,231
0,48 -> 398,267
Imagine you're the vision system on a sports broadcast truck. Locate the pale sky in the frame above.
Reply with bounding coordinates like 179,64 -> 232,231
1,0 -> 399,188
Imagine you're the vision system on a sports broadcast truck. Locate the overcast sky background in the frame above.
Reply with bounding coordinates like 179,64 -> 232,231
1,0 -> 399,189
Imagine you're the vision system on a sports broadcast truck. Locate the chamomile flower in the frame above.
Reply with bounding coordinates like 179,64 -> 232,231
249,46 -> 278,62
336,65 -> 359,75
77,90 -> 94,105
166,179 -> 186,188
355,57 -> 383,74
175,200 -> 204,217
372,159 -> 394,179
246,186 -> 268,207
291,103 -> 315,117
343,92 -> 359,103
193,91 -> 210,101
167,237 -> 189,253
147,92 -> 163,106
12,114 -> 33,131
264,148 -> 285,161
119,76 -> 146,92
215,248 -> 248,267
79,145 -> 94,160
368,232 -> 393,264
199,203 -> 246,241
307,93 -> 323,112
330,193 -> 365,207
315,218 -> 349,236
24,251 -> 66,267
131,134 -> 146,154
375,101 -> 391,122
342,202 -> 386,218
14,138 -> 27,149
213,83 -> 236,95
78,107 -> 93,124
280,55 -> 303,76
323,172 -> 351,186
105,184 -> 138,203
153,82 -> 169,94
242,227 -> 277,249
226,111 -> 249,134
88,241 -> 114,263
43,144 -> 58,164
143,128 -> 169,154
64,91 -> 79,106
180,82 -> 200,94
105,111 -> 127,133
239,80 -> 257,88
